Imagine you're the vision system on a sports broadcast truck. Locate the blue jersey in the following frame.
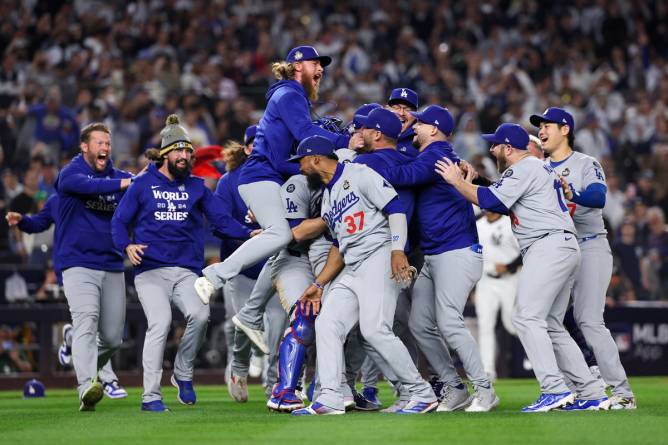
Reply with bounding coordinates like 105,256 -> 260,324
396,127 -> 419,159
214,167 -> 265,280
238,80 -> 349,186
381,141 -> 478,255
111,163 -> 250,275
55,154 -> 132,272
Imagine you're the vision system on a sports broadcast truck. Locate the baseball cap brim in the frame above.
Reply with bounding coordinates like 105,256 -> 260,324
287,151 -> 338,163
481,133 -> 504,145
354,114 -> 371,129
304,56 -> 331,67
388,98 -> 417,108
529,114 -> 558,128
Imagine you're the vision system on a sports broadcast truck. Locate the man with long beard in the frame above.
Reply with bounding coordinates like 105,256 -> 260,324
195,46 -> 349,305
111,115 -> 252,412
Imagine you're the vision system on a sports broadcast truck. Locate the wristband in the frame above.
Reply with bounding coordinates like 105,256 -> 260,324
312,281 -> 323,290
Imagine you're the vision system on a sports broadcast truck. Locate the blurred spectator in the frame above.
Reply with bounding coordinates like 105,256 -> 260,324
0,325 -> 33,374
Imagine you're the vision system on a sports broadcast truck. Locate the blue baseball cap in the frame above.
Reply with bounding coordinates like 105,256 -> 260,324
288,135 -> 337,162
529,107 -> 575,133
410,105 -> 455,136
350,103 -> 382,130
355,108 -> 402,139
23,379 -> 45,398
244,125 -> 257,146
388,88 -> 419,109
286,45 -> 332,67
481,123 -> 530,150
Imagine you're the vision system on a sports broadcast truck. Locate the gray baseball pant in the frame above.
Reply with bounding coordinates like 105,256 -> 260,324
573,237 -> 633,398
314,245 -> 435,411
62,267 -> 126,399
512,233 -> 605,400
135,267 -> 210,403
203,181 -> 293,287
411,246 -> 489,390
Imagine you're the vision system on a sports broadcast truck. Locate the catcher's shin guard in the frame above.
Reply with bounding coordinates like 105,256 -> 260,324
272,306 -> 315,397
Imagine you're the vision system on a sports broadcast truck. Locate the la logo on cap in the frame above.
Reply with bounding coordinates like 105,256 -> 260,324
401,89 -> 408,98
294,51 -> 303,60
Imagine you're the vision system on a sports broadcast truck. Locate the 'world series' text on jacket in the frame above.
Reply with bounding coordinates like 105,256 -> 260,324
238,79 -> 350,186
111,163 -> 252,276
55,154 -> 132,272
381,140 -> 478,255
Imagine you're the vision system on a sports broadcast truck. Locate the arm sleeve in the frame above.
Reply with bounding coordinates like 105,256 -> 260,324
58,172 -> 124,195
380,150 -> 441,187
281,177 -> 311,220
488,165 -> 532,209
570,183 -> 607,208
202,189 -> 252,239
111,183 -> 141,252
477,187 -> 509,215
17,197 -> 56,233
277,92 -> 351,147
388,213 -> 408,251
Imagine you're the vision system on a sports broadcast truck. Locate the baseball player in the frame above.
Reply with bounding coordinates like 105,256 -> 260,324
111,115 -> 252,412
531,107 -> 635,409
381,105 -> 498,412
290,135 -> 437,416
5,194 -> 128,399
387,88 -> 420,158
195,46 -> 349,303
474,210 -> 521,381
54,122 -> 132,411
435,122 -> 609,412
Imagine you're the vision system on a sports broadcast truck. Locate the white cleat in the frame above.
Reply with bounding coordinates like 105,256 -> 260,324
609,395 -> 637,410
228,374 -> 248,403
194,276 -> 215,305
465,391 -> 500,412
249,354 -> 263,379
437,385 -> 473,412
232,315 -> 270,354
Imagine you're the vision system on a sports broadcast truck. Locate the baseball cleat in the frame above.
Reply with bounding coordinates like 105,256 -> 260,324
267,390 -> 304,412
429,378 -> 446,402
232,315 -> 269,354
194,276 -> 215,305
141,400 -> 170,412
79,381 -> 104,412
103,380 -> 128,399
560,397 -> 610,411
609,396 -> 637,410
397,400 -> 439,414
465,390 -> 500,412
249,354 -> 264,378
362,386 -> 382,407
437,384 -> 472,412
58,324 -> 73,367
291,402 -> 345,416
228,374 -> 248,403
354,391 -> 381,411
343,395 -> 355,411
171,375 -> 196,405
521,392 -> 575,413
380,400 -> 408,413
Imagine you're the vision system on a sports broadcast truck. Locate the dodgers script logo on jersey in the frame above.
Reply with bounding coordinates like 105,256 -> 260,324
322,191 -> 360,231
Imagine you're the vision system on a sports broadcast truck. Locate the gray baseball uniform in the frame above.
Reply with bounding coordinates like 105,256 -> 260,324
550,152 -> 633,398
490,155 -> 605,399
314,163 -> 435,411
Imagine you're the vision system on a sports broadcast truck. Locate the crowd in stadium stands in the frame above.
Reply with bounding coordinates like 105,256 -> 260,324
0,0 -> 666,327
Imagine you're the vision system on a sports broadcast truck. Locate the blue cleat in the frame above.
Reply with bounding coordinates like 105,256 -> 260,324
397,400 -> 438,414
171,375 -> 196,405
267,390 -> 304,412
291,402 -> 345,416
362,386 -> 382,407
354,391 -> 381,411
141,400 -> 170,412
521,392 -> 575,412
561,397 -> 611,411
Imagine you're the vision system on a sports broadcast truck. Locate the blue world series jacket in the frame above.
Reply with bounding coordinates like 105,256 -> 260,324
111,163 -> 251,276
17,194 -> 62,284
239,80 -> 349,186
381,140 -> 478,255
55,154 -> 132,272
353,148 -> 416,251
214,167 -> 265,280
397,127 -> 419,159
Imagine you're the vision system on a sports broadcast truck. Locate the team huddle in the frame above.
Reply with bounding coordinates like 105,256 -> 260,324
7,45 -> 636,414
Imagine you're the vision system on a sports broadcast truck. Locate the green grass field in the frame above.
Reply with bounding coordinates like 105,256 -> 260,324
1,377 -> 667,445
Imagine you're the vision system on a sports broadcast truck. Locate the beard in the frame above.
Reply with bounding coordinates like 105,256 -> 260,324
306,172 -> 323,189
168,158 -> 192,180
495,150 -> 508,173
359,137 -> 374,154
301,71 -> 320,101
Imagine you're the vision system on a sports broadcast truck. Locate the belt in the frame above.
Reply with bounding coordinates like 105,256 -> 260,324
522,230 -> 576,256
579,234 -> 600,243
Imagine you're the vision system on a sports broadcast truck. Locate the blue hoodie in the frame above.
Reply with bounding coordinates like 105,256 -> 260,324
397,127 -> 419,158
238,80 -> 350,186
17,194 -> 62,284
55,154 -> 132,272
354,148 -> 415,251
214,167 -> 265,280
380,141 -> 478,255
111,163 -> 251,276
